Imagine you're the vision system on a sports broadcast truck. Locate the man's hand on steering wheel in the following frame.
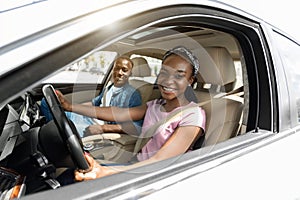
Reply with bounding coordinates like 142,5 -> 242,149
55,89 -> 72,112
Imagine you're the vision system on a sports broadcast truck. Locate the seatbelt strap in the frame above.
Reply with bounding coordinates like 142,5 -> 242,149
212,86 -> 243,99
133,86 -> 244,155
133,105 -> 199,155
102,86 -> 109,107
102,84 -> 114,124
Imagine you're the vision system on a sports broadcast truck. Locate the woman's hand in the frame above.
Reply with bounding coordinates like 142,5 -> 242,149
74,153 -> 107,181
55,90 -> 72,111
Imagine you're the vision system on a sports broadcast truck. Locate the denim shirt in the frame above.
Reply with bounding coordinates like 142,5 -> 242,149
41,83 -> 143,137
92,83 -> 141,109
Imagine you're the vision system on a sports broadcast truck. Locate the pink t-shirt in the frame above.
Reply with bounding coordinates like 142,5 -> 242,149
137,99 -> 206,161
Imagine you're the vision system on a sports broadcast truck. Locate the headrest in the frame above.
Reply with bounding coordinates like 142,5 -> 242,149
131,57 -> 151,77
197,47 -> 236,92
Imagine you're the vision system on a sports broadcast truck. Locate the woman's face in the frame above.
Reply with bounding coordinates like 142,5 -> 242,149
157,54 -> 194,102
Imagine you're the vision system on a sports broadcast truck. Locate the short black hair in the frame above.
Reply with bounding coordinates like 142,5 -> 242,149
115,56 -> 134,68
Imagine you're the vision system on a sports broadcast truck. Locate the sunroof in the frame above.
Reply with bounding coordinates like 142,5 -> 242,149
130,26 -> 176,40
128,25 -> 204,43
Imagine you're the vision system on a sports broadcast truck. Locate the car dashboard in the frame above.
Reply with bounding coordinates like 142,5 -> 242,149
0,166 -> 26,199
0,93 -> 63,198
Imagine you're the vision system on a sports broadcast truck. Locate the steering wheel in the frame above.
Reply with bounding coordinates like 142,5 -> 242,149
42,84 -> 90,171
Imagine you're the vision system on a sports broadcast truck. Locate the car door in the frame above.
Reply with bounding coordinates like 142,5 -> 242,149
18,1 -> 283,199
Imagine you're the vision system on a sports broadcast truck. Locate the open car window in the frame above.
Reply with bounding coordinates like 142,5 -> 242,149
0,3 -> 278,199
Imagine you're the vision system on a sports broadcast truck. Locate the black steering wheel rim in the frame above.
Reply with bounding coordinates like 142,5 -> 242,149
42,84 -> 89,171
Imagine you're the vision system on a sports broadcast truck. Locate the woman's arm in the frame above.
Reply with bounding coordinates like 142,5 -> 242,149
82,102 -> 92,106
75,125 -> 202,181
56,90 -> 147,122
121,125 -> 201,168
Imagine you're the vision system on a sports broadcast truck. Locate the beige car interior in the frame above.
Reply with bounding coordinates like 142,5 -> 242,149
83,25 -> 247,163
129,57 -> 154,105
194,47 -> 244,146
82,45 -> 245,163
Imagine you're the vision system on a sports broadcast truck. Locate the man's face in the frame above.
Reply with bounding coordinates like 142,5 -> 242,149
112,58 -> 133,87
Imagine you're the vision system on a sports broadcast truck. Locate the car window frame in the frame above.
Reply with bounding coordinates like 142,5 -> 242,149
11,5 -> 277,200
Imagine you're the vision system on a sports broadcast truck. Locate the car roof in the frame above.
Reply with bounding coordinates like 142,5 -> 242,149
3,0 -> 296,48
2,0 -> 290,48
1,0 -> 297,76
0,0 -> 128,48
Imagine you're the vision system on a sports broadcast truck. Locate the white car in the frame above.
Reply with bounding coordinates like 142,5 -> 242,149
0,0 -> 300,199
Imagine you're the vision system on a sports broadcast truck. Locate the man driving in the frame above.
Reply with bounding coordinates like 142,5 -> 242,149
41,56 -> 143,137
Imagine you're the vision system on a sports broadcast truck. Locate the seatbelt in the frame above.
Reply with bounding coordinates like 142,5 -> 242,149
132,96 -> 229,155
102,87 -> 108,107
133,105 -> 199,155
97,84 -> 113,125
133,86 -> 244,156
102,84 -> 113,107
197,86 -> 243,107
212,86 -> 243,99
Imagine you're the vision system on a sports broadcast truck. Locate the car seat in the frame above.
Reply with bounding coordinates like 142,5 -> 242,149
194,47 -> 244,147
129,57 -> 154,104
